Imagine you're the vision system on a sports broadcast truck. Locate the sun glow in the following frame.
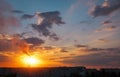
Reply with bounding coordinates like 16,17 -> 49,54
22,55 -> 42,67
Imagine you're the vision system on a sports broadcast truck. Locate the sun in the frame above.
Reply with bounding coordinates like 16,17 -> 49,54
24,56 -> 38,65
21,55 -> 42,67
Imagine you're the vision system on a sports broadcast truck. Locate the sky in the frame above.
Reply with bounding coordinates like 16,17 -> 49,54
0,0 -> 120,68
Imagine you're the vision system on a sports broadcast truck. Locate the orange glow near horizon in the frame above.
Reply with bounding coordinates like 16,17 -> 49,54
21,54 -> 42,67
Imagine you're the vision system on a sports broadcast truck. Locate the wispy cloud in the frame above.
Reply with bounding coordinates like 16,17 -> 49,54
101,20 -> 112,26
104,26 -> 117,31
12,10 -> 23,14
95,26 -> 117,32
60,47 -> 120,67
97,38 -> 109,43
21,14 -> 34,19
75,44 -> 88,48
67,0 -> 81,14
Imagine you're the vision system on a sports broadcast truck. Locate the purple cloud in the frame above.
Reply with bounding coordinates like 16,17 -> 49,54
89,0 -> 120,17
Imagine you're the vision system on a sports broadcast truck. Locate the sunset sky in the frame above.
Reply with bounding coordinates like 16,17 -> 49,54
0,0 -> 120,68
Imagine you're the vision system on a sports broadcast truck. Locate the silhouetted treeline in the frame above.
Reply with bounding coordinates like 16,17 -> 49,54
85,69 -> 120,77
0,73 -> 17,77
0,67 -> 120,77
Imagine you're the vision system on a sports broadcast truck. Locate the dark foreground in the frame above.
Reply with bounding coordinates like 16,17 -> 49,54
0,67 -> 120,77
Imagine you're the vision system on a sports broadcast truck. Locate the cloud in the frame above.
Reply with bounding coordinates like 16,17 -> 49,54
89,0 -> 120,17
0,39 -> 12,51
95,26 -> 117,32
32,11 -> 65,40
80,20 -> 91,24
81,47 -> 120,56
49,33 -> 60,41
0,33 -> 45,56
24,37 -> 44,46
75,53 -> 120,66
12,10 -> 23,14
95,29 -> 102,32
75,44 -> 88,48
12,34 -> 30,55
61,47 -> 120,67
35,12 -> 44,25
68,0 -> 81,14
42,46 -> 53,50
39,11 -> 65,24
104,26 -> 116,31
98,38 -> 109,43
60,48 -> 68,52
101,20 -> 112,25
21,11 -> 65,40
0,54 -> 11,62
0,34 -> 34,55
87,48 -> 105,51
21,14 -> 34,19
0,0 -> 20,33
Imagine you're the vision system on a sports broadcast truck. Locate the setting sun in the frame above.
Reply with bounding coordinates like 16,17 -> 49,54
21,55 -> 42,67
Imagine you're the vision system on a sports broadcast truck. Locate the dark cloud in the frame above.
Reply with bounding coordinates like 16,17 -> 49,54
98,38 -> 109,43
42,46 -> 53,50
32,23 -> 56,38
20,11 -> 65,40
74,53 -> 120,66
60,48 -> 68,52
101,48 -> 120,57
61,47 -> 120,67
39,11 -> 65,24
24,37 -> 44,46
87,48 -> 105,51
49,33 -> 59,41
12,10 -> 23,14
75,44 -> 88,48
84,47 -> 120,52
32,11 -> 65,40
21,14 -> 34,19
89,0 -> 120,17
0,0 -> 20,33
101,20 -> 112,25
